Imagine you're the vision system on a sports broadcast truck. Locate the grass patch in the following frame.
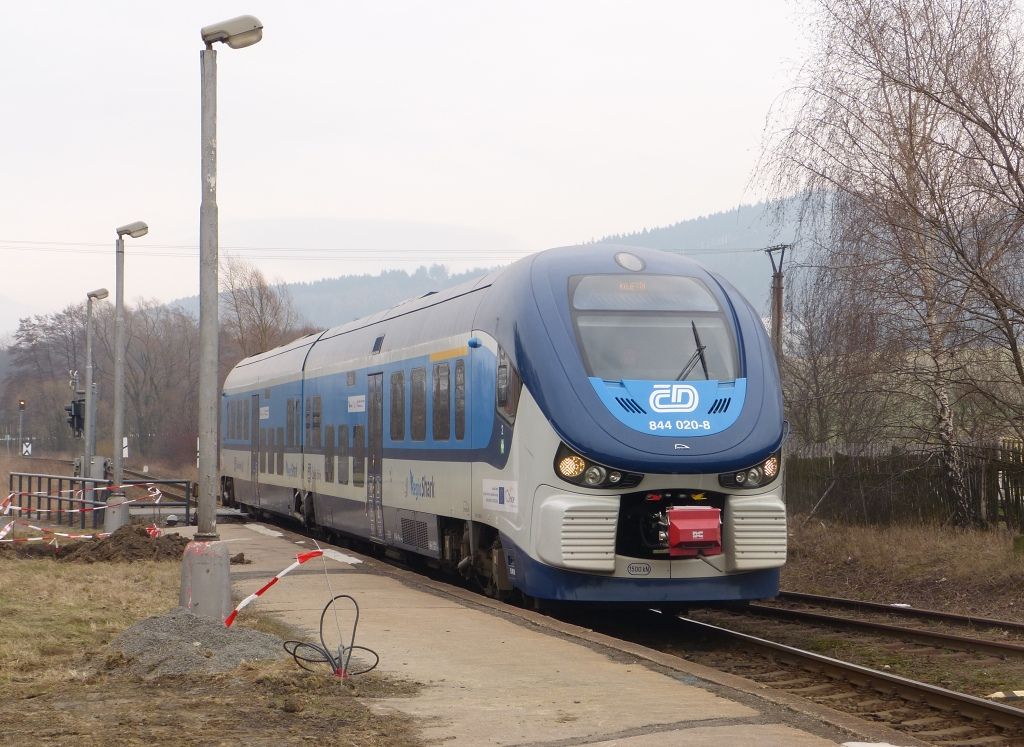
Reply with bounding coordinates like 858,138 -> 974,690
0,558 -> 181,687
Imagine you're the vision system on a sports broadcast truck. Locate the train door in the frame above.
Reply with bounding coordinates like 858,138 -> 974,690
249,394 -> 261,505
367,373 -> 385,541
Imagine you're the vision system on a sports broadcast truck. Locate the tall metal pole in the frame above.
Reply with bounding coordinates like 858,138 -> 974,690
197,46 -> 219,541
107,236 -> 128,530
765,244 -> 791,363
17,406 -> 24,451
84,295 -> 96,474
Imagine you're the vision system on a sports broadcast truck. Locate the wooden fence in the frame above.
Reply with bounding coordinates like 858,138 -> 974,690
785,441 -> 1024,529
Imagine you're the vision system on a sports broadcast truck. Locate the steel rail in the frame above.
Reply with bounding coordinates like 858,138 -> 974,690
678,616 -> 1024,729
778,590 -> 1024,633
746,603 -> 1024,657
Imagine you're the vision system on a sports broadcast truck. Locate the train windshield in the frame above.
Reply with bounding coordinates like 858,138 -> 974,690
571,274 -> 739,382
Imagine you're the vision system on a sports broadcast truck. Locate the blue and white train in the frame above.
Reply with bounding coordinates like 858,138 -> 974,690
219,244 -> 786,605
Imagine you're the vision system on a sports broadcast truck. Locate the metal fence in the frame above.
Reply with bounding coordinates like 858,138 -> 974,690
7,472 -> 194,530
786,442 -> 1024,529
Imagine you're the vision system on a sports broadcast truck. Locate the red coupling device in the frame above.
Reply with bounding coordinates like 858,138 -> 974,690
667,506 -> 722,557
334,667 -> 350,679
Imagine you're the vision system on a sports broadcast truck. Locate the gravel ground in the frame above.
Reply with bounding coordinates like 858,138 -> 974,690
108,607 -> 286,678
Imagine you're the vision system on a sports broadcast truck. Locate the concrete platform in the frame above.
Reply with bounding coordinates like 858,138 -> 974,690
173,522 -> 924,747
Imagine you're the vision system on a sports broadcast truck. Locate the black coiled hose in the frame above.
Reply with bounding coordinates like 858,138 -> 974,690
283,594 -> 379,678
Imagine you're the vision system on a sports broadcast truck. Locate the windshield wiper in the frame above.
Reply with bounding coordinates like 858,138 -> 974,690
675,321 -> 710,381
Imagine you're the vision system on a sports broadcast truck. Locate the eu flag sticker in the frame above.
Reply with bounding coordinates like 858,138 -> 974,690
498,487 -> 505,505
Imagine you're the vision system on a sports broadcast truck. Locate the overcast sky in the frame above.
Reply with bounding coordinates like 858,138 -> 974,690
2,1 -> 802,334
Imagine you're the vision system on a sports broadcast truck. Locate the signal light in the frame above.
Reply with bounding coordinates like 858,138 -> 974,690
719,451 -> 782,490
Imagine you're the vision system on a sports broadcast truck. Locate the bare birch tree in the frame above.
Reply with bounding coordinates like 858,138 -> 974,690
766,0 -> 988,524
220,257 -> 308,360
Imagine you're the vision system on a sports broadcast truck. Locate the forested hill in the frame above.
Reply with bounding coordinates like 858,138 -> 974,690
171,202 -> 792,329
287,265 -> 491,326
598,201 -> 796,311
170,265 -> 494,330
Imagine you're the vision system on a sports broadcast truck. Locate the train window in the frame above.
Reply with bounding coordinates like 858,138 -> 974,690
286,399 -> 294,447
244,404 -> 249,440
455,360 -> 466,440
570,274 -> 739,382
312,396 -> 322,449
276,427 -> 284,476
347,371 -> 356,387
324,426 -> 335,483
259,429 -> 267,473
411,367 -> 426,441
390,372 -> 405,441
433,363 -> 450,441
268,429 -> 276,475
305,398 -> 311,446
337,424 -> 349,484
352,425 -> 365,487
496,348 -> 521,424
372,335 -> 385,354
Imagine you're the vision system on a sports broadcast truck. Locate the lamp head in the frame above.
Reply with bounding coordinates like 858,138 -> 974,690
18,399 -> 25,410
201,15 -> 263,49
88,288 -> 110,301
116,221 -> 148,239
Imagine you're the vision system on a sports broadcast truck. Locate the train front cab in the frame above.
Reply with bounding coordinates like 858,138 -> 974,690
488,386 -> 786,606
478,248 -> 787,605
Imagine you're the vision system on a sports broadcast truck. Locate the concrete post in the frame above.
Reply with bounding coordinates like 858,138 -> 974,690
84,296 -> 97,475
106,236 -> 129,532
181,45 -> 232,621
197,46 -> 220,542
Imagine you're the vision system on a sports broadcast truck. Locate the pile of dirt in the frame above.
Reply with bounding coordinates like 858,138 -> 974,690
59,524 -> 189,563
105,607 -> 286,679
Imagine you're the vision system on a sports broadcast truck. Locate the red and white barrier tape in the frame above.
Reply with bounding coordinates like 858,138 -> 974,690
0,518 -> 110,543
224,548 -> 362,627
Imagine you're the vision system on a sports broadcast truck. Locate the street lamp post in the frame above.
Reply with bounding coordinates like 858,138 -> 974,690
181,14 -> 263,621
17,399 -> 25,454
197,14 -> 263,542
84,288 -> 109,479
107,221 -> 148,533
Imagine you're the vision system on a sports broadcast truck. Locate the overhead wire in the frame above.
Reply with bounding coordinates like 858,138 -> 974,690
0,237 -> 776,262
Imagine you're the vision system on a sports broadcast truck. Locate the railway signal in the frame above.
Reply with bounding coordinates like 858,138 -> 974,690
64,397 -> 85,437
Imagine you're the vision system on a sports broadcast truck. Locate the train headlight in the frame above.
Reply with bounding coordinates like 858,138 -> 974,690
558,455 -> 586,479
718,450 -> 782,490
583,465 -> 607,486
554,444 -> 642,489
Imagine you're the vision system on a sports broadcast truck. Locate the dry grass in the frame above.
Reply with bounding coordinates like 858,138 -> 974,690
785,515 -> 1024,617
0,554 -> 423,745
0,558 -> 181,687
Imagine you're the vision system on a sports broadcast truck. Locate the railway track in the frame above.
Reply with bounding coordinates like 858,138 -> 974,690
661,591 -> 1024,746
774,589 -> 1024,635
558,605 -> 1024,746
675,614 -> 1024,746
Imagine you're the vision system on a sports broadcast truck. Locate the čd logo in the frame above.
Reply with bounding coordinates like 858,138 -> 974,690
649,384 -> 699,414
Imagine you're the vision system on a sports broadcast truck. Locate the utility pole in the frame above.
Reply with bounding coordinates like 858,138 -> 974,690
765,244 -> 792,363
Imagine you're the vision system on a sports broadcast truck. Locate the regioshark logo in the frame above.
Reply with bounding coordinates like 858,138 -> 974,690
649,383 -> 699,413
408,470 -> 435,500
